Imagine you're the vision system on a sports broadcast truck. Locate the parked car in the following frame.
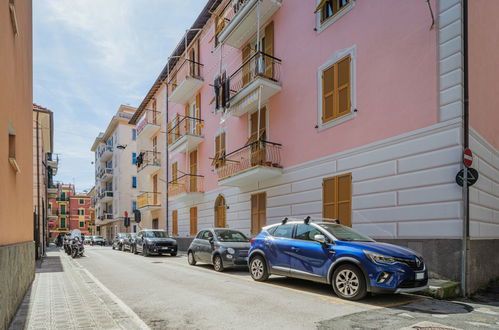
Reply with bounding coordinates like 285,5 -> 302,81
112,233 -> 128,251
123,233 -> 137,252
134,230 -> 177,256
91,235 -> 106,246
248,218 -> 428,301
187,229 -> 251,272
83,236 -> 92,245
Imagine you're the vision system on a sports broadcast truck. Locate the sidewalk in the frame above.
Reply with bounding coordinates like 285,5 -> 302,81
9,247 -> 149,330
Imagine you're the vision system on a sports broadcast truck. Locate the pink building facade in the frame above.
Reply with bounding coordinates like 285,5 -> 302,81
131,0 -> 498,292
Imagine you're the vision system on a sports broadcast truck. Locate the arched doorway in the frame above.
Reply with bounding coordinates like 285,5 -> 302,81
214,195 -> 226,228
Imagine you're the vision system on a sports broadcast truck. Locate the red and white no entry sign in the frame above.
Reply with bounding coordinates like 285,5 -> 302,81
463,148 -> 473,167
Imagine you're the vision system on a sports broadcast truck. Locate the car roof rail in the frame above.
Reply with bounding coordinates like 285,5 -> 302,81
282,217 -> 288,224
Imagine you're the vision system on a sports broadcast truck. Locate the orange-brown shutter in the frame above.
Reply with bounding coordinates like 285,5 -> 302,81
172,210 -> 178,236
189,150 -> 197,192
251,194 -> 258,235
190,207 -> 198,236
184,103 -> 189,132
195,93 -> 201,135
167,121 -> 172,145
213,134 -> 221,167
264,22 -> 274,78
337,56 -> 351,117
323,176 -> 336,220
323,173 -> 352,227
242,44 -> 251,86
174,113 -> 180,140
251,192 -> 266,235
322,65 -> 335,123
220,132 -> 226,167
172,162 -> 178,183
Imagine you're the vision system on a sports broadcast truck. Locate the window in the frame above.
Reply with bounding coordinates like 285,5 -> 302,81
152,218 -> 159,229
132,152 -> 137,165
201,230 -> 213,240
152,136 -> 157,152
78,209 -> 85,216
172,162 -> 178,183
132,176 -> 137,188
251,192 -> 266,235
60,218 -> 66,228
172,210 -> 178,236
8,129 -> 19,172
132,201 -> 137,211
190,207 -> 198,236
60,204 -> 66,214
323,173 -> 352,227
294,224 -> 325,242
322,55 -> 351,124
212,132 -> 226,168
273,224 -> 294,238
79,199 -> 84,205
132,128 -> 136,140
189,150 -> 198,192
79,221 -> 85,228
315,0 -> 351,26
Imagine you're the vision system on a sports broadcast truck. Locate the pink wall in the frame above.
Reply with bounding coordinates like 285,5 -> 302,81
168,0 -> 438,192
469,0 -> 499,149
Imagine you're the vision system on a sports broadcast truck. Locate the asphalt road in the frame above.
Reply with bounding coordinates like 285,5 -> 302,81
76,246 -> 499,330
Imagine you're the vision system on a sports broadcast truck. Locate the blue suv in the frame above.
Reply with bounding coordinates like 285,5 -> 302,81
248,218 -> 428,300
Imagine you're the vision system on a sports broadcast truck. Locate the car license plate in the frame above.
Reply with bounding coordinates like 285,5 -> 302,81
415,272 -> 424,280
161,247 -> 170,251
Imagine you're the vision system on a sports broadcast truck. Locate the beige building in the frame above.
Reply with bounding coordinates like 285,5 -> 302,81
91,105 -> 138,240
0,0 -> 34,328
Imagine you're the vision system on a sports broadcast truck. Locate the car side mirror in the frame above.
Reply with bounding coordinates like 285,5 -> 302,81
314,234 -> 327,245
208,236 -> 214,244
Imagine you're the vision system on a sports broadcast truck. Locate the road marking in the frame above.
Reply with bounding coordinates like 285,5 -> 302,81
73,258 -> 151,330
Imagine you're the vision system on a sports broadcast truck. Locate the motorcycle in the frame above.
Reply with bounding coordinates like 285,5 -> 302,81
70,237 -> 84,258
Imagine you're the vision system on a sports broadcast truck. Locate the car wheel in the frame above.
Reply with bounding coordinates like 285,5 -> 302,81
119,244 -> 123,251
170,252 -> 177,257
142,245 -> 149,257
213,255 -> 224,272
133,245 -> 138,254
71,249 -> 78,259
332,264 -> 367,301
249,255 -> 269,282
112,245 -> 115,250
188,251 -> 196,265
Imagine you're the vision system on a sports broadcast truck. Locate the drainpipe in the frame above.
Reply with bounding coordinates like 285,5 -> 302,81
461,0 -> 470,297
165,61 -> 170,235
35,112 -> 41,259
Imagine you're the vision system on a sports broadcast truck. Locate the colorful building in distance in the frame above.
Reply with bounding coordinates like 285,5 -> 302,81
129,0 -> 499,293
69,194 -> 92,235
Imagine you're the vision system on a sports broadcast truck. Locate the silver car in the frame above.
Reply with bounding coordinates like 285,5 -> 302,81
187,229 -> 250,272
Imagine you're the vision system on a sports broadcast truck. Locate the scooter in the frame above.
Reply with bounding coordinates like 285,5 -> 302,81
70,237 -> 84,258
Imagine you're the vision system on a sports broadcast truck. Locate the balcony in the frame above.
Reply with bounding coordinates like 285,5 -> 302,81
137,192 -> 161,211
137,110 -> 161,139
99,168 -> 113,181
137,151 -> 161,176
99,191 -> 113,203
47,186 -> 58,198
217,0 -> 282,49
167,116 -> 204,156
98,145 -> 113,161
168,58 -> 204,104
47,154 -> 58,174
215,140 -> 282,187
99,213 -> 113,221
168,174 -> 204,204
223,52 -> 281,118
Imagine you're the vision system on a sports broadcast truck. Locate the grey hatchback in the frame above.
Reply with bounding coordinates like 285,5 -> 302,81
187,229 -> 250,272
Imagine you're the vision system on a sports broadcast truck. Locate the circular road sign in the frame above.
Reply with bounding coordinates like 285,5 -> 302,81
463,148 -> 473,167
456,168 -> 479,187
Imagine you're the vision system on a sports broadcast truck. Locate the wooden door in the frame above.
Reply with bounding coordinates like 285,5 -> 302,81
264,22 -> 274,78
214,195 -> 226,228
195,93 -> 201,136
250,108 -> 266,166
242,44 -> 251,87
190,207 -> 198,236
172,210 -> 178,236
251,192 -> 266,235
189,150 -> 197,192
323,173 -> 352,226
152,174 -> 158,205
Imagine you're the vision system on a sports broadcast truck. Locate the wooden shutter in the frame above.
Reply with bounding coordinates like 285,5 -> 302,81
242,44 -> 251,87
215,195 -> 226,228
174,113 -> 180,140
337,56 -> 351,117
195,93 -> 201,135
184,103 -> 189,132
220,132 -> 226,167
190,207 -> 198,236
264,22 -> 274,78
172,162 -> 178,183
213,134 -> 221,167
189,150 -> 197,192
172,210 -> 178,236
251,192 -> 266,235
323,173 -> 352,227
322,65 -> 335,123
167,121 -> 172,145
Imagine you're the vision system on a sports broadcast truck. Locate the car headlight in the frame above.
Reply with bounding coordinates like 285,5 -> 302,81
227,248 -> 235,254
364,250 -> 396,265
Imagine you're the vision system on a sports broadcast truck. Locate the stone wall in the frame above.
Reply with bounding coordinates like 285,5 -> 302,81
0,241 -> 35,329
469,239 -> 499,292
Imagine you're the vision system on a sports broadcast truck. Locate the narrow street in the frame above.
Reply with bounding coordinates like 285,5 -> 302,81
73,246 -> 499,329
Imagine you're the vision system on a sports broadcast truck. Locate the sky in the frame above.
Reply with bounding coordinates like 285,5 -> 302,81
33,0 -> 207,193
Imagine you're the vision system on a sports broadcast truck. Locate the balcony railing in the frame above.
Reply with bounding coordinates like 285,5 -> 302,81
215,140 -> 282,180
137,110 -> 161,136
167,115 -> 203,145
168,174 -> 204,197
98,145 -> 113,159
98,213 -> 113,220
57,196 -> 69,202
98,168 -> 113,178
137,151 -> 161,172
99,191 -> 113,200
169,59 -> 203,93
229,51 -> 281,101
137,192 -> 161,209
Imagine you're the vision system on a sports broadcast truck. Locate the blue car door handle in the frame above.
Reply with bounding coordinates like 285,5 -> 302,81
291,247 -> 300,252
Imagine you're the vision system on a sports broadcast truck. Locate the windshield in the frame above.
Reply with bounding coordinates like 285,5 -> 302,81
214,230 -> 249,242
93,236 -> 103,239
144,231 -> 169,238
318,224 -> 375,242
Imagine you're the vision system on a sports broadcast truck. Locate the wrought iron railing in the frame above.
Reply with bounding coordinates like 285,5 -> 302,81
227,51 -> 281,102
168,58 -> 203,94
98,168 -> 113,178
167,115 -> 203,145
137,109 -> 161,135
137,192 -> 161,209
168,174 -> 204,197
99,191 -> 113,200
136,151 -> 161,171
215,140 -> 282,180
98,145 -> 113,158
